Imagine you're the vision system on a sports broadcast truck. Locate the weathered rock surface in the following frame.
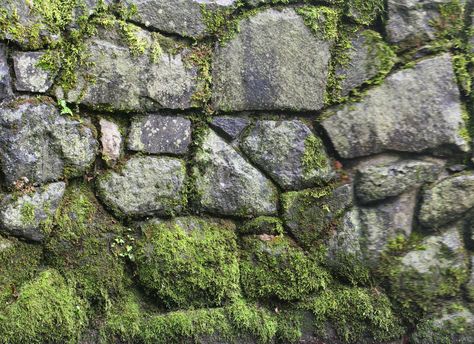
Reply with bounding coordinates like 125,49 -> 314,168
322,54 -> 468,158
282,184 -> 353,246
355,159 -> 442,204
0,182 -> 66,241
0,97 -> 98,186
13,51 -> 55,93
241,120 -> 333,190
386,0 -> 463,45
326,209 -> 362,260
359,191 -> 417,263
123,0 -> 237,38
210,116 -> 250,141
58,25 -> 200,112
194,129 -> 278,217
419,174 -> 474,228
467,255 -> 474,301
99,117 -> 123,167
212,8 -> 332,112
97,156 -> 187,218
336,30 -> 394,97
0,44 -> 11,99
128,114 -> 192,155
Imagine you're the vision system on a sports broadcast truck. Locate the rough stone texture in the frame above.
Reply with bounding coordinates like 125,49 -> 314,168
210,116 -> 250,141
212,8 -> 332,112
241,120 -> 334,190
282,184 -> 353,246
419,174 -> 474,228
123,0 -> 237,38
386,0 -> 461,45
467,255 -> 474,301
13,51 -> 55,93
194,130 -> 278,217
99,118 -> 123,167
358,191 -> 417,263
326,209 -> 362,260
0,97 -> 98,186
128,114 -> 192,155
97,155 -> 187,218
0,182 -> 66,241
336,30 -> 394,96
57,25 -> 200,112
355,159 -> 442,204
322,54 -> 468,159
0,44 -> 12,99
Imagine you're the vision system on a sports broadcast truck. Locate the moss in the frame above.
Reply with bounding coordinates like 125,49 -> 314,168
453,54 -> 473,96
324,251 -> 371,286
20,202 -> 36,225
361,30 -> 396,86
135,217 -> 240,309
185,44 -> 213,112
304,286 -> 404,343
240,216 -> 285,235
240,235 -> 331,301
0,269 -> 87,344
296,6 -> 340,41
302,134 -> 330,177
344,0 -> 384,26
44,181 -> 129,311
430,0 -> 465,51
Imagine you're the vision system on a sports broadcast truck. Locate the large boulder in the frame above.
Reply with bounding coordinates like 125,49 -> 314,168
57,24 -> 201,112
419,174 -> 474,228
194,129 -> 278,217
0,44 -> 12,99
128,114 -> 192,155
0,182 -> 66,242
322,54 -> 468,158
97,156 -> 187,218
240,120 -> 334,190
13,51 -> 56,93
122,0 -> 238,38
0,97 -> 98,186
212,8 -> 332,111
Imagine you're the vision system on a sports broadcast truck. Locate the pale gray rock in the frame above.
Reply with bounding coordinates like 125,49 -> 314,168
128,115 -> 192,155
212,8 -> 332,112
123,0 -> 237,38
0,97 -> 98,186
99,117 -> 123,167
359,191 -> 417,263
97,156 -> 187,218
326,208 -> 363,260
241,120 -> 334,190
57,24 -> 201,112
322,54 -> 469,159
210,116 -> 250,140
282,184 -> 353,246
419,174 -> 474,228
13,51 -> 56,93
0,44 -> 12,99
0,182 -> 66,241
194,129 -> 278,217
355,159 -> 442,204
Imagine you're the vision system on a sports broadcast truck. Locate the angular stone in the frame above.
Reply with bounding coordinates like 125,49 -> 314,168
326,208 -> 363,260
128,114 -> 192,155
97,156 -> 186,218
210,116 -> 250,141
419,174 -> 474,228
0,44 -> 12,99
0,182 -> 66,241
123,0 -> 237,38
355,159 -> 442,204
58,24 -> 201,112
386,0 -> 464,45
0,97 -> 98,186
359,191 -> 417,263
99,117 -> 123,167
322,54 -> 468,159
13,51 -> 56,93
212,8 -> 332,111
241,120 -> 334,190
336,30 -> 394,97
282,184 -> 353,247
194,129 -> 278,217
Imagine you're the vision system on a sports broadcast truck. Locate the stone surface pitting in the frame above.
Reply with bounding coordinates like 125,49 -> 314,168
322,54 -> 468,159
13,51 -> 55,93
97,155 -> 187,217
212,8 -> 331,111
128,114 -> 192,155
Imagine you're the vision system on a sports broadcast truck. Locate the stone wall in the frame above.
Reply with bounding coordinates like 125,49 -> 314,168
0,0 -> 474,343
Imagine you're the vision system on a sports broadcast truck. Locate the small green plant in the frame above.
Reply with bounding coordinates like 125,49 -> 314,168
57,99 -> 73,116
